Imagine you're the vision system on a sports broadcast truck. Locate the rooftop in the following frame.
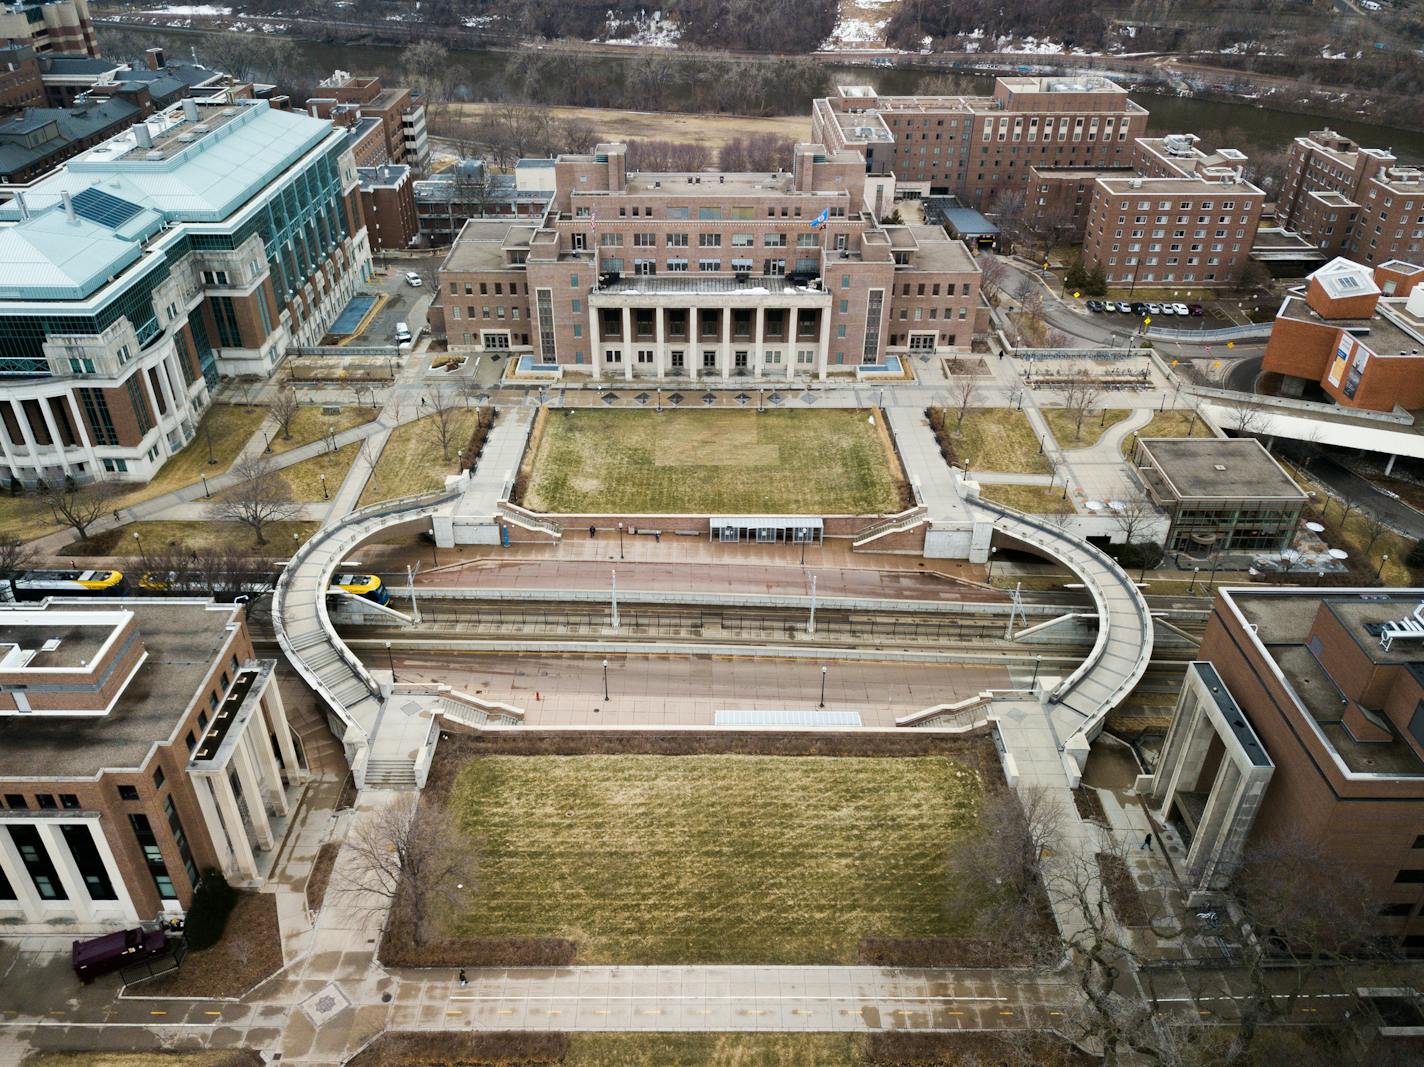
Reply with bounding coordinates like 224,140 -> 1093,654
1136,437 -> 1305,501
1277,293 -> 1424,356
1311,256 -> 1379,300
0,610 -> 119,670
0,599 -> 240,779
621,171 -> 798,196
440,219 -> 534,272
357,162 -> 408,189
902,225 -> 976,272
0,98 -> 139,179
1097,175 -> 1261,196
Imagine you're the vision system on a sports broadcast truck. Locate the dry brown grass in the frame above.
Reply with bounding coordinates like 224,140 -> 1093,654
1120,409 -> 1215,456
22,1055 -> 261,1067
268,405 -> 377,456
445,102 -> 809,150
359,410 -> 479,507
133,893 -> 282,998
305,842 -> 341,914
977,482 -> 1070,514
67,520 -> 319,556
1044,406 -> 1132,449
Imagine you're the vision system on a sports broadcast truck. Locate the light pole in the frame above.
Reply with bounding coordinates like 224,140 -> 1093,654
819,665 -> 827,708
319,473 -> 328,500
264,430 -> 272,454
1188,566 -> 1200,594
1377,553 -> 1390,581
385,640 -> 396,683
987,546 -> 997,581
602,658 -> 609,702
132,530 -> 141,555
799,530 -> 807,566
617,521 -> 624,560
201,474 -> 210,499
807,574 -> 817,635
610,569 -> 619,629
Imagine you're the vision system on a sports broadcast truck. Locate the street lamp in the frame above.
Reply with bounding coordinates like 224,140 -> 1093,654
602,658 -> 610,702
617,521 -> 624,560
385,640 -> 396,682
1188,566 -> 1200,594
819,665 -> 827,709
263,430 -> 272,454
987,546 -> 997,581
201,474 -> 210,499
1377,553 -> 1390,582
319,473 -> 328,500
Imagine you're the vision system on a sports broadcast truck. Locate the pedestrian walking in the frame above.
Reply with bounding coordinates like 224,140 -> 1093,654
588,525 -> 596,539
1142,832 -> 1154,851
458,968 -> 468,987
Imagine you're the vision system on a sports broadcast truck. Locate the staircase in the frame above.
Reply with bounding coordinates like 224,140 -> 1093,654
852,505 -> 929,550
361,759 -> 419,788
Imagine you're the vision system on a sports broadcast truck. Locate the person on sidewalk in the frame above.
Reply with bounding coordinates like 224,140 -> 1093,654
458,968 -> 468,987
1141,832 -> 1154,851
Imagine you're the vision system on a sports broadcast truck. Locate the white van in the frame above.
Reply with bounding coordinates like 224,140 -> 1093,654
395,322 -> 412,347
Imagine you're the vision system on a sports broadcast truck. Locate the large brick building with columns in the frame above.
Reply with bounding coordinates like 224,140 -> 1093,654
0,96 -> 370,486
429,141 -> 988,379
0,599 -> 307,929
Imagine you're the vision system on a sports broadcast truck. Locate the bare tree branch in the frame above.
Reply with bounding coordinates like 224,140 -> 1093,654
209,455 -> 299,546
269,386 -> 300,441
41,478 -> 121,542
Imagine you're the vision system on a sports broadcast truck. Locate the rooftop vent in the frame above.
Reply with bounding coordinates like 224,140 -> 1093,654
40,639 -> 60,653
146,150 -> 163,160
1213,464 -> 1227,471
177,133 -> 195,143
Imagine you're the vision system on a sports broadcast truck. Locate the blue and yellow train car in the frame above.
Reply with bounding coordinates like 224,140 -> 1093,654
9,570 -> 129,601
331,573 -> 389,606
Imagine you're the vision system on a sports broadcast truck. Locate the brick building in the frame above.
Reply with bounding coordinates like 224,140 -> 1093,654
357,163 -> 418,251
0,97 -> 371,486
1277,128 -> 1424,268
0,0 -> 97,58
0,43 -> 43,109
1149,587 -> 1424,947
413,158 -> 554,246
0,96 -> 140,184
306,71 -> 429,176
1260,257 -> 1424,412
1078,134 -> 1265,288
811,77 -> 1149,209
429,142 -> 989,378
0,599 -> 308,927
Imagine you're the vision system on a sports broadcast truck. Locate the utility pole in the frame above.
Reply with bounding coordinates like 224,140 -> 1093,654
611,569 -> 619,630
819,665 -> 827,708
807,574 -> 817,635
406,563 -> 420,623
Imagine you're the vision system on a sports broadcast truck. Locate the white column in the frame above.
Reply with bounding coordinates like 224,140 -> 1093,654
0,824 -> 45,921
136,365 -> 165,446
621,306 -> 633,381
152,354 -> 179,425
688,305 -> 699,381
36,398 -> 71,477
192,773 -> 236,879
209,774 -> 259,880
262,681 -> 307,783
817,305 -> 831,381
654,305 -> 666,380
244,715 -> 289,818
752,305 -> 766,380
720,306 -> 732,380
62,392 -> 100,479
588,304 -> 602,380
233,743 -> 274,851
38,822 -> 92,922
85,822 -> 139,923
0,404 -> 22,479
9,398 -> 38,459
788,308 -> 800,381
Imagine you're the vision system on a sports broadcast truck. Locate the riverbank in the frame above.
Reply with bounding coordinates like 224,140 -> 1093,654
96,18 -> 1424,161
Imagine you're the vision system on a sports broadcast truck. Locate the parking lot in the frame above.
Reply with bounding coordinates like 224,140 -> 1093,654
330,252 -> 445,347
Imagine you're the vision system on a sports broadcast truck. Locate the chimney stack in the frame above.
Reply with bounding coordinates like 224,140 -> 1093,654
181,98 -> 199,122
61,190 -> 75,223
145,47 -> 164,71
15,192 -> 29,220
134,122 -> 152,149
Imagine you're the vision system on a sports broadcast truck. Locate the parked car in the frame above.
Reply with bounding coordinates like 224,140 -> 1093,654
404,271 -> 422,287
1146,302 -> 1163,316
1172,303 -> 1191,316
1187,303 -> 1205,316
1159,304 -> 1177,315
1086,299 -> 1104,312
73,927 -> 168,983
395,321 -> 412,347
1129,302 -> 1147,315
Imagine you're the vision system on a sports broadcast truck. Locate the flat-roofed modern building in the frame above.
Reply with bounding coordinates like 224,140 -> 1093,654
811,78 -> 1149,208
429,141 -> 988,378
0,599 -> 308,930
0,97 -> 370,485
0,0 -> 97,58
1150,587 -> 1424,946
1132,437 -> 1306,554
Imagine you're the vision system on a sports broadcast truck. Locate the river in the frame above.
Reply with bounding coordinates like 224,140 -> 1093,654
133,28 -> 1424,163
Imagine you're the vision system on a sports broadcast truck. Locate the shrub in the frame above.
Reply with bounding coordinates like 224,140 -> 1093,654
1086,266 -> 1108,296
1064,262 -> 1089,291
1406,537 -> 1424,570
184,868 -> 238,950
1112,541 -> 1165,570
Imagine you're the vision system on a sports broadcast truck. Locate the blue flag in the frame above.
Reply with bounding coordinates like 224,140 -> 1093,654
811,208 -> 829,229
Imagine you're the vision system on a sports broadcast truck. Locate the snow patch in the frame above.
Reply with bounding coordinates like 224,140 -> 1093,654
137,3 -> 230,13
601,9 -> 680,48
827,15 -> 889,47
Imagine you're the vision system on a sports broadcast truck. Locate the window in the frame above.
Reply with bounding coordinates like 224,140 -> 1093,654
129,813 -> 175,900
633,233 -> 656,246
202,270 -> 229,287
599,233 -> 622,246
9,825 -> 65,900
62,825 -> 116,901
152,765 -> 165,790
1396,870 -> 1424,884
60,794 -> 79,809
699,233 -> 722,247
667,233 -> 688,247
36,794 -> 56,810
164,795 -> 198,888
117,785 -> 139,801
185,731 -> 196,753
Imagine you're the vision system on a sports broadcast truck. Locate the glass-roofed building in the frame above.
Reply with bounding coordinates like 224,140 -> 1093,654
0,96 -> 371,485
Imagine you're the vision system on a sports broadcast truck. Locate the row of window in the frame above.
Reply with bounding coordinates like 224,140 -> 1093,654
589,205 -> 840,221
596,232 -> 814,249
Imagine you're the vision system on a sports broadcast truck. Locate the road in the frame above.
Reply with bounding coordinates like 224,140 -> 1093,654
1276,442 -> 1424,539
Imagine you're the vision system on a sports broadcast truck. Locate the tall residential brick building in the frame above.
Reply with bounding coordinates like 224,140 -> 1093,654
0,0 -> 97,58
429,142 -> 988,378
811,77 -> 1149,208
0,599 -> 308,927
1260,257 -> 1424,412
0,97 -> 371,486
1150,587 -> 1424,948
1278,129 -> 1424,268
357,163 -> 418,252
306,71 -> 429,176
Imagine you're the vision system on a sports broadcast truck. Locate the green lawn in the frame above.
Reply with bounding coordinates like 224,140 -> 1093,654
520,409 -> 905,514
1044,407 -> 1132,450
443,754 -> 981,964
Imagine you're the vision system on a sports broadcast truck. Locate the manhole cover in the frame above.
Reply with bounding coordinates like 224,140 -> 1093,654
635,392 -> 651,405
600,392 -> 618,405
667,392 -> 685,406
299,983 -> 350,1029
701,392 -> 717,405
734,392 -> 751,406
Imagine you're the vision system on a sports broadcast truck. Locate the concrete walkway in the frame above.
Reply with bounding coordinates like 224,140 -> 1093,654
885,406 -> 970,522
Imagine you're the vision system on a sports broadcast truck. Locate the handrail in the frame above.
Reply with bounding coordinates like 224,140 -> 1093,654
1145,322 -> 1272,342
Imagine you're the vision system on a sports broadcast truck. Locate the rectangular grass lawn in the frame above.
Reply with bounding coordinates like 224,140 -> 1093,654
520,409 -> 905,514
444,754 -> 981,964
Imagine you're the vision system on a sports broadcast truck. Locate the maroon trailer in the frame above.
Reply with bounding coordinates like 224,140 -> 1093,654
71,927 -> 168,983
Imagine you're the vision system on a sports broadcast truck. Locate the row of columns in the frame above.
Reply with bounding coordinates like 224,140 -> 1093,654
190,674 -> 306,884
0,818 -> 138,925
588,303 -> 831,382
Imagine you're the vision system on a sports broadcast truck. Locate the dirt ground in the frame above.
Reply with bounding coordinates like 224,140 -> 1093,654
442,104 -> 810,151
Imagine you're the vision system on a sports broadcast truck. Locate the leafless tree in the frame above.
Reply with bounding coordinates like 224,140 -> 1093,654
1044,496 -> 1076,530
0,534 -> 35,582
209,455 -> 299,546
948,379 -> 976,431
41,478 -> 121,542
339,794 -> 471,946
977,252 -> 1009,303
1228,393 -> 1271,438
269,386 -> 301,442
423,386 -> 461,462
1058,376 -> 1104,438
1109,491 -> 1158,546
1359,510 -> 1391,557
